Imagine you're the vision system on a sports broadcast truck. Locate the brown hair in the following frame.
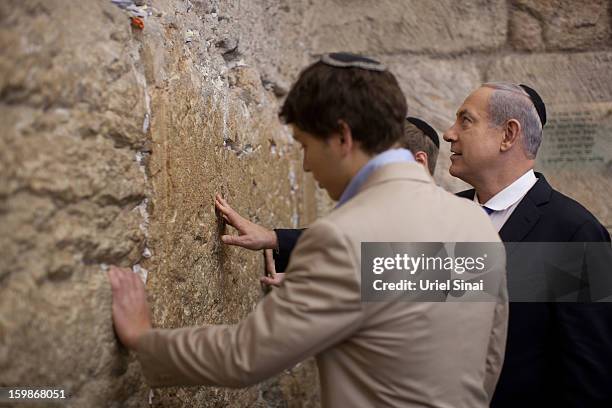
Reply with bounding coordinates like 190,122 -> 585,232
401,121 -> 439,175
279,61 -> 407,154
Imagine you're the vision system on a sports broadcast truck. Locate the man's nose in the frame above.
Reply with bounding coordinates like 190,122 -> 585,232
443,125 -> 457,143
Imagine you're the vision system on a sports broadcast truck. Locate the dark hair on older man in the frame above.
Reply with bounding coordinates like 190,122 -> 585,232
279,61 -> 407,154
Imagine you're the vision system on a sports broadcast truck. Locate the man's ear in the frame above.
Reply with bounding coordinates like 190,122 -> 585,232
335,119 -> 354,155
414,151 -> 429,169
500,119 -> 521,152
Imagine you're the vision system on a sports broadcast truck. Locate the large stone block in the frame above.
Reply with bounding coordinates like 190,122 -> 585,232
309,0 -> 508,55
513,0 -> 610,50
0,0 -> 151,405
509,8 -> 544,51
487,52 -> 612,103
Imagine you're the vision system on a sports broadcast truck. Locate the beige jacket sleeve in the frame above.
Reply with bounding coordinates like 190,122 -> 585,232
135,220 -> 364,387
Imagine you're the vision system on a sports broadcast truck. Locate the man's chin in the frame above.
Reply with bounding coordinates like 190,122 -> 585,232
448,166 -> 472,185
448,165 -> 462,179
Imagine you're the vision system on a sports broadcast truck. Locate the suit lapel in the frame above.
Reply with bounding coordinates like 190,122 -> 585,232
499,196 -> 541,242
499,173 -> 551,248
497,195 -> 540,258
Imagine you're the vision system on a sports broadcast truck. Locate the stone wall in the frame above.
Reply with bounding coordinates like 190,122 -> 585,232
1,1 -> 610,407
0,0 -> 319,406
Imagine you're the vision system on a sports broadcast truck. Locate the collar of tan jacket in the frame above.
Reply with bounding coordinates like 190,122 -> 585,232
337,148 -> 415,207
356,162 -> 434,197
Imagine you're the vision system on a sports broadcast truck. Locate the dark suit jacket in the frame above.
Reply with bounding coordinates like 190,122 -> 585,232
273,228 -> 304,272
458,173 -> 611,408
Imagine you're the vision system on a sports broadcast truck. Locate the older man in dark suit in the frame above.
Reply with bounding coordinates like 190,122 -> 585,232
443,82 -> 611,407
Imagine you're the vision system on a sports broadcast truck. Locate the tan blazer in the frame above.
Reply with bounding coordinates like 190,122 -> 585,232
136,162 -> 508,407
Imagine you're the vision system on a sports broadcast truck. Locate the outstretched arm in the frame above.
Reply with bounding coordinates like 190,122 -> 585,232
132,221 -> 363,388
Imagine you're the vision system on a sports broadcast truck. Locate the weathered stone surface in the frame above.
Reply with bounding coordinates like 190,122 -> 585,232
509,8 -> 544,51
534,103 -> 612,229
514,0 -> 610,50
0,0 -> 151,404
0,0 -> 319,406
309,0 -> 508,55
141,15 -> 321,401
486,52 -> 612,104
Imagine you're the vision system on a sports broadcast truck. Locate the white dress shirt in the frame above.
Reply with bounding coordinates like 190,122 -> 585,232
474,169 -> 538,232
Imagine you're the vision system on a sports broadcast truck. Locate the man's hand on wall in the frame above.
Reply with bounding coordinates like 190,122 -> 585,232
108,266 -> 152,350
260,248 -> 285,287
215,194 -> 278,250
261,273 -> 286,287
